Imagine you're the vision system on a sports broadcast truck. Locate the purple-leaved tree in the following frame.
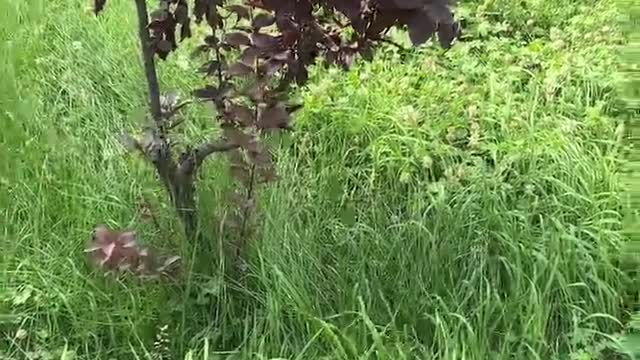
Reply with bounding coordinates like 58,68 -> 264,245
88,0 -> 460,276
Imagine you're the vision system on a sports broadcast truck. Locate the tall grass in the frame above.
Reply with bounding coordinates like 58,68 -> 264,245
0,0 -> 634,359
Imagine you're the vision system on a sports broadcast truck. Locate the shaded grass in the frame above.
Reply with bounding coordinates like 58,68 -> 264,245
0,0 -> 635,359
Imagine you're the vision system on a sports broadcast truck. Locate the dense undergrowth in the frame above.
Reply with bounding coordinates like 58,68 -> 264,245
0,0 -> 637,359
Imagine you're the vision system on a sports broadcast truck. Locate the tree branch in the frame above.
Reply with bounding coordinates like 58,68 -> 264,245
165,99 -> 193,122
133,0 -> 191,236
178,141 -> 239,175
196,142 -> 240,165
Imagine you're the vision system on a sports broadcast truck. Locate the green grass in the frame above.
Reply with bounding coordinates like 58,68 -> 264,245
0,0 -> 636,359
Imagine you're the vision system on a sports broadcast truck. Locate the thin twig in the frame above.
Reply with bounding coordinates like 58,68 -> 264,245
166,99 -> 194,129
167,118 -> 186,130
165,99 -> 193,120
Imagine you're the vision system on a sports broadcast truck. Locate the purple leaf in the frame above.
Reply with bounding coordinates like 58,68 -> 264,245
257,103 -> 290,130
94,0 -> 107,14
224,32 -> 251,47
250,32 -> 280,50
252,13 -> 276,29
407,10 -> 437,46
225,62 -> 254,77
226,103 -> 255,126
193,83 -> 233,102
85,226 -> 181,280
240,46 -> 260,66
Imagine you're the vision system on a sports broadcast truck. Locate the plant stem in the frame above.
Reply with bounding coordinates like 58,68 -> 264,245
237,164 -> 256,255
134,0 -> 163,125
133,0 -> 197,239
236,8 -> 260,259
214,37 -> 224,86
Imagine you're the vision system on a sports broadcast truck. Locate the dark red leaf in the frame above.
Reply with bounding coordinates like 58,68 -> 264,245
150,9 -> 170,23
271,50 -> 291,61
224,32 -> 251,47
382,0 -> 427,9
225,62 -> 254,77
288,60 -> 309,84
438,22 -> 459,49
425,3 -> 455,24
174,2 -> 189,24
85,226 -> 181,279
252,13 -> 276,29
155,39 -> 173,60
207,5 -> 222,28
180,18 -> 192,41
406,10 -> 436,46
240,46 -> 260,66
275,15 -> 297,33
94,0 -> 107,14
194,0 -> 207,23
193,83 -> 233,102
258,59 -> 285,77
257,103 -> 290,130
156,39 -> 172,52
366,11 -> 400,36
251,32 -> 280,50
226,103 -> 255,126
280,31 -> 299,47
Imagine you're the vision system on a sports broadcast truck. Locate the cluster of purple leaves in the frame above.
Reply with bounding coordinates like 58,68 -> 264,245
85,226 -> 181,279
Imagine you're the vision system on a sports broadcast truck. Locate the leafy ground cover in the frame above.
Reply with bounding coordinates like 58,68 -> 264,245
0,0 -> 637,359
